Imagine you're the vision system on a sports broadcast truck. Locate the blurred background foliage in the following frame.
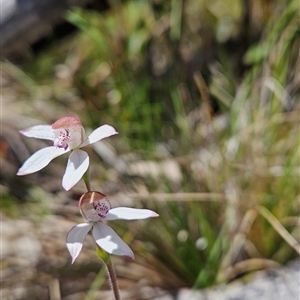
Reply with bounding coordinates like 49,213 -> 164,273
1,0 -> 299,298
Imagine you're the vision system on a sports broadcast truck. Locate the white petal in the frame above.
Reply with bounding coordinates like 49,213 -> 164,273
20,125 -> 55,141
62,149 -> 89,191
17,146 -> 67,175
66,223 -> 93,264
106,207 -> 159,221
80,125 -> 118,147
92,222 -> 134,259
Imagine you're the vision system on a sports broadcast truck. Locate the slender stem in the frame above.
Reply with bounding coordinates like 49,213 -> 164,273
83,168 -> 92,191
96,246 -> 121,300
105,256 -> 121,300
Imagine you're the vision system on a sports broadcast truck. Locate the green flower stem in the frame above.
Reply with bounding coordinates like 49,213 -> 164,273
83,168 -> 92,191
96,246 -> 121,300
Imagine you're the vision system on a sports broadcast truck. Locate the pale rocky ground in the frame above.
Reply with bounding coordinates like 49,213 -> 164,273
156,261 -> 300,300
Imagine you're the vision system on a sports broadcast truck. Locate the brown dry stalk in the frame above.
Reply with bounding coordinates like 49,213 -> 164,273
128,192 -> 225,202
222,258 -> 280,281
49,278 -> 61,300
217,209 -> 258,282
193,71 -> 214,119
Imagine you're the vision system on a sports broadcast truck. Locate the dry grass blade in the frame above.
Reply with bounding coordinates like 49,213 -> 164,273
49,278 -> 61,300
193,71 -> 214,119
221,258 -> 280,282
217,209 -> 258,282
258,206 -> 300,255
128,192 -> 225,202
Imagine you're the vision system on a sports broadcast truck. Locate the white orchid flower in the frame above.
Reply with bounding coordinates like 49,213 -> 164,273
66,191 -> 159,263
17,116 -> 118,190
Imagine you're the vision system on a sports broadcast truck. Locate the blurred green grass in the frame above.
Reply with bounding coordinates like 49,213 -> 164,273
2,0 -> 299,293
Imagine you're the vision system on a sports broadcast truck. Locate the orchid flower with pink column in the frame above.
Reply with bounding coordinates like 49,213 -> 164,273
67,191 -> 159,263
17,117 -> 118,190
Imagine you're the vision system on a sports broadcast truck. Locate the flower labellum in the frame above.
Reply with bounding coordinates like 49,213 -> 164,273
17,117 -> 118,190
66,191 -> 159,263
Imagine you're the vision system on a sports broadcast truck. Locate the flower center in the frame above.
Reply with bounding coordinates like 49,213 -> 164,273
54,129 -> 70,150
93,199 -> 111,219
80,192 -> 112,222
